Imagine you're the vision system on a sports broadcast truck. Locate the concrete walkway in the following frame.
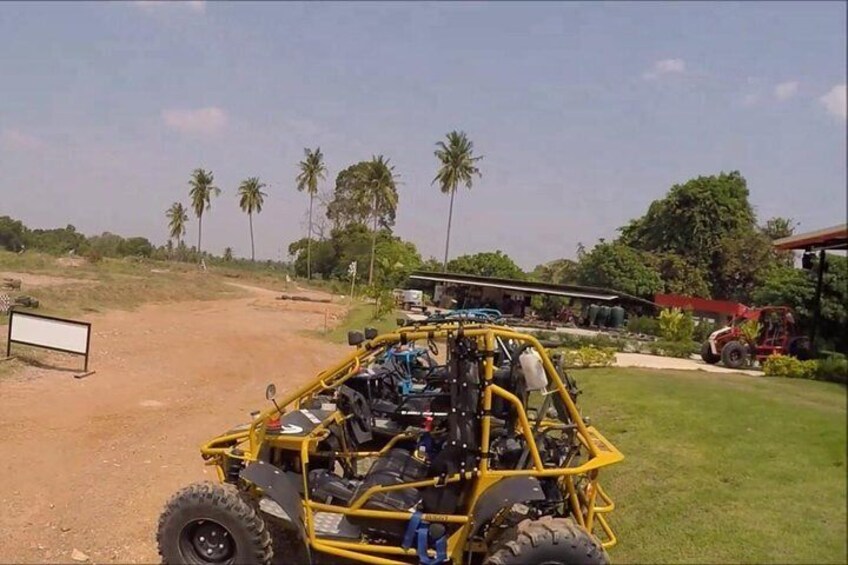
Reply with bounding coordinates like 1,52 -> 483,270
615,352 -> 762,376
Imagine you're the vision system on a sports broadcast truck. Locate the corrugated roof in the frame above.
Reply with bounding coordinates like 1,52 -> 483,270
409,272 -> 618,301
773,224 -> 848,251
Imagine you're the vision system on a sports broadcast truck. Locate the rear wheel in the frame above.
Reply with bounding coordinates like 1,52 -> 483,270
788,336 -> 812,360
484,516 -> 609,565
700,341 -> 719,364
721,340 -> 747,369
157,482 -> 272,565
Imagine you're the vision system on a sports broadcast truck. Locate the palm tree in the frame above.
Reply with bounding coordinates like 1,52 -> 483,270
364,155 -> 399,286
295,147 -> 327,279
433,131 -> 483,270
237,177 -> 268,261
188,168 -> 220,259
165,202 -> 188,249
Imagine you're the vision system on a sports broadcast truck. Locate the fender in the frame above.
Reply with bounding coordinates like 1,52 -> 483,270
468,476 -> 546,537
240,461 -> 310,560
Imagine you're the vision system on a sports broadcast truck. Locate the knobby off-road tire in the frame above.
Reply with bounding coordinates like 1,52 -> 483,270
484,516 -> 609,565
721,340 -> 747,369
700,341 -> 720,364
157,482 -> 273,565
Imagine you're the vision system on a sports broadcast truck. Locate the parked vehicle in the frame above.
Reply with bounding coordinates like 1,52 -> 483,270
701,306 -> 811,369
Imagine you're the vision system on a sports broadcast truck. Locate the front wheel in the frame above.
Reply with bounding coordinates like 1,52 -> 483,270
700,341 -> 719,364
721,340 -> 747,369
484,516 -> 609,565
157,482 -> 273,565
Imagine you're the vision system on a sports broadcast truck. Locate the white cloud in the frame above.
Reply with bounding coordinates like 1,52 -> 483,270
0,128 -> 44,151
132,1 -> 205,14
774,81 -> 799,101
162,107 -> 227,135
819,84 -> 847,120
642,58 -> 686,80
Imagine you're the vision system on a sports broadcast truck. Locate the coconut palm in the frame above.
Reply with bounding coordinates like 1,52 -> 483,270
364,155 -> 399,286
295,147 -> 327,279
188,168 -> 220,259
237,177 -> 268,261
433,131 -> 483,270
165,202 -> 188,248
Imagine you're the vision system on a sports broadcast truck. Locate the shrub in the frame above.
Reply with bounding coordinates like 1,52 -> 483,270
649,340 -> 697,359
561,346 -> 616,368
627,315 -> 659,336
693,320 -> 720,343
763,355 -> 817,379
813,357 -> 848,384
85,248 -> 102,264
658,307 -> 694,343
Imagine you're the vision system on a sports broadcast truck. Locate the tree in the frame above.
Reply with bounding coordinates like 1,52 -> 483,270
576,242 -> 663,297
761,217 -> 797,241
753,257 -> 847,353
531,258 -> 579,284
296,147 -> 327,279
619,171 -> 757,297
364,156 -> 399,285
223,247 -> 234,262
0,216 -> 28,252
237,177 -> 267,261
446,250 -> 525,280
433,131 -> 483,269
188,168 -> 220,259
165,202 -> 188,249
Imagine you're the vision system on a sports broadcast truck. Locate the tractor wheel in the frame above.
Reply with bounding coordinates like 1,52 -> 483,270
721,340 -> 747,369
484,516 -> 609,565
700,341 -> 719,364
157,482 -> 273,565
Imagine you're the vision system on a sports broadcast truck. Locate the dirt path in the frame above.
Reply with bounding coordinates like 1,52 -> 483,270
0,286 -> 347,563
615,352 -> 761,376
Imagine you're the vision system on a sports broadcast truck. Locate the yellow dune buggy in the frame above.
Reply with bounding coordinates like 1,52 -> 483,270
157,322 -> 623,564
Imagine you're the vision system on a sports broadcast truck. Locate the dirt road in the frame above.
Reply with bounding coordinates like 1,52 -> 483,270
0,285 -> 347,563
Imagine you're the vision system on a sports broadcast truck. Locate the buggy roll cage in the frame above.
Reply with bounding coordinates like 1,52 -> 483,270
201,323 -> 623,563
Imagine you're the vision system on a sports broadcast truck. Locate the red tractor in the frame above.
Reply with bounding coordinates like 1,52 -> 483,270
701,306 -> 811,369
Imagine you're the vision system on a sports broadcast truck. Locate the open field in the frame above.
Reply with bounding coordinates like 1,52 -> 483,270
0,250 -> 303,321
0,261 -> 845,564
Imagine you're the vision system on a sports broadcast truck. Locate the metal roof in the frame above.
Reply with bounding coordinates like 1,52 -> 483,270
773,224 -> 848,251
409,272 -> 619,301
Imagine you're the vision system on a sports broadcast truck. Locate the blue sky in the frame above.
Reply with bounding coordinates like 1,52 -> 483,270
0,1 -> 845,268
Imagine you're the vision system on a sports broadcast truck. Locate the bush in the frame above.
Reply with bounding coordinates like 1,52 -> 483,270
627,315 -> 659,336
658,308 -> 694,343
649,340 -> 698,359
763,355 -> 817,379
813,357 -> 848,384
561,346 -> 616,368
693,320 -> 720,343
85,248 -> 103,264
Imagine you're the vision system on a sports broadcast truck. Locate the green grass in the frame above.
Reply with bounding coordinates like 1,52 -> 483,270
315,301 -> 400,344
576,368 -> 847,564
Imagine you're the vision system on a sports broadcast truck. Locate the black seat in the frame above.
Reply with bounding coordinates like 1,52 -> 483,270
352,448 -> 427,512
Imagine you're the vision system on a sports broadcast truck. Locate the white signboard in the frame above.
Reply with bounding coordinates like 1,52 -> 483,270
8,311 -> 90,355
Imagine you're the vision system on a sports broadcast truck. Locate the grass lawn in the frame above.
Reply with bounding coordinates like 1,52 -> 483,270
315,301 -> 400,344
576,367 -> 847,564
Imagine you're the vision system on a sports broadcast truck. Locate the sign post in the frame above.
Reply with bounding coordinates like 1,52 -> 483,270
348,261 -> 357,305
5,309 -> 94,378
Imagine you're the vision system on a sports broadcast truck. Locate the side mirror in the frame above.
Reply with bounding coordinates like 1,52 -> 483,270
348,330 -> 364,346
265,383 -> 277,400
364,327 -> 378,340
